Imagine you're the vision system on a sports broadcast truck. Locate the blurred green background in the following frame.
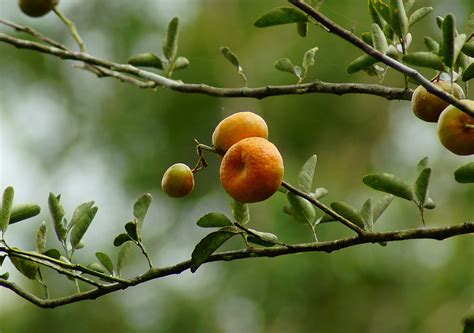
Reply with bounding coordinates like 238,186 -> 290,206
0,1 -> 473,332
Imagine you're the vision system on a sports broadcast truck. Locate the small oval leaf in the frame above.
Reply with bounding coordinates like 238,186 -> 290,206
441,13 -> 456,67
347,54 -> 378,74
371,23 -> 388,53
95,252 -> 114,275
113,233 -> 132,247
414,167 -> 431,205
0,186 -> 14,234
163,17 -> 179,61
173,56 -> 189,70
454,162 -> 474,183
254,7 -> 307,28
231,200 -> 250,225
274,58 -> 298,76
330,201 -> 365,229
87,262 -> 107,274
297,22 -> 308,37
390,0 -> 408,38
70,202 -> 98,250
373,194 -> 394,223
48,193 -> 67,242
125,222 -> 139,242
302,47 -> 318,72
9,254 -> 38,280
408,7 -> 433,27
462,42 -> 474,57
133,193 -> 152,228
247,229 -> 278,247
36,222 -> 47,254
287,192 -> 316,224
128,53 -> 164,69
117,242 -> 132,277
9,204 -> 41,224
424,36 -> 440,53
403,52 -> 445,71
312,187 -> 329,200
191,229 -> 239,272
220,47 -> 241,69
298,155 -> 318,193
197,213 -> 233,228
462,63 -> 474,82
363,173 -> 414,201
44,248 -> 61,260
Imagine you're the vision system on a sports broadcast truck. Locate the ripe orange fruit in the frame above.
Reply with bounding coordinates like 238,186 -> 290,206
19,0 -> 59,17
411,81 -> 465,122
437,100 -> 474,155
161,163 -> 195,197
212,112 -> 268,154
220,137 -> 284,203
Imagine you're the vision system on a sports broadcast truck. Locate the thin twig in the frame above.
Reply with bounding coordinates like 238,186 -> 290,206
53,8 -> 86,52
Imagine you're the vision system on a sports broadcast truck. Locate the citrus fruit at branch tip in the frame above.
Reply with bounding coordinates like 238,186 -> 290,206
220,137 -> 284,203
212,111 -> 268,154
161,163 -> 195,198
411,81 -> 465,122
437,100 -> 474,156
19,0 -> 59,17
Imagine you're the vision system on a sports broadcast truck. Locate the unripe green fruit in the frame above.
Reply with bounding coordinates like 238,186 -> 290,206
161,163 -> 195,198
19,0 -> 59,17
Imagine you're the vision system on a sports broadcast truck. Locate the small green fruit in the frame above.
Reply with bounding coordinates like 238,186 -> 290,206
161,163 -> 195,198
19,0 -> 59,17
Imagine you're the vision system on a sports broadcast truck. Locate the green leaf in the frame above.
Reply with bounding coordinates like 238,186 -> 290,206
297,22 -> 308,37
416,156 -> 429,174
414,167 -> 431,205
48,193 -> 67,242
133,193 -> 152,228
312,187 -> 328,200
287,192 -> 316,224
36,222 -> 47,254
424,197 -> 436,209
128,53 -> 164,69
346,54 -> 378,74
298,155 -> 317,193
373,194 -> 394,223
302,47 -> 319,73
247,229 -> 278,247
440,13 -> 456,68
390,0 -> 408,38
371,23 -> 388,53
408,7 -> 433,27
173,56 -> 189,70
197,212 -> 233,228
113,233 -> 132,247
454,162 -> 474,183
373,1 -> 392,26
231,200 -> 250,225
424,37 -> 439,53
462,63 -> 474,82
125,222 -> 139,242
403,52 -> 445,71
368,0 -> 383,28
220,47 -> 242,70
43,248 -> 61,260
163,17 -> 179,61
95,252 -> 114,275
361,32 -> 374,46
453,34 -> 467,67
461,42 -> 474,57
359,198 -> 374,231
69,202 -> 98,250
363,173 -> 414,201
0,272 -> 9,280
87,262 -> 107,274
254,7 -> 307,28
191,229 -> 239,272
274,58 -> 299,78
117,242 -> 131,277
464,13 -> 474,35
330,201 -> 365,228
386,45 -> 401,60
9,204 -> 41,224
0,186 -> 14,234
0,255 -> 5,267
9,254 -> 38,280
404,0 -> 415,13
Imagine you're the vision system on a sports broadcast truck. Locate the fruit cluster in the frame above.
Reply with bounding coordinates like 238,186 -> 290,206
162,112 -> 284,203
411,81 -> 474,155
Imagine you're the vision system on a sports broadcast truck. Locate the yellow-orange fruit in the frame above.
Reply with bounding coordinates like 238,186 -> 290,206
437,100 -> 474,155
19,0 -> 59,17
220,137 -> 284,203
161,163 -> 194,198
411,81 -> 465,122
212,111 -> 268,154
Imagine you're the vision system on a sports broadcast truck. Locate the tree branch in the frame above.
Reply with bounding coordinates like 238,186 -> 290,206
0,32 -> 411,101
1,222 -> 473,308
289,0 -> 474,117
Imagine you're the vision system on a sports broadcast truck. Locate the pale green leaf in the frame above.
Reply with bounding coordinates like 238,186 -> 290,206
363,173 -> 414,200
95,252 -> 114,275
128,53 -> 164,69
287,192 -> 316,224
197,212 -> 233,228
408,7 -> 433,27
403,52 -> 445,71
69,202 -> 98,249
231,200 -> 250,225
117,242 -> 132,277
298,155 -> 317,193
163,17 -> 179,61
414,168 -> 431,205
254,7 -> 307,28
36,222 -> 47,254
371,23 -> 388,53
0,186 -> 14,234
330,201 -> 365,228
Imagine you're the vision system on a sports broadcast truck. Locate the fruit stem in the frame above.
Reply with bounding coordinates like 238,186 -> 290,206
53,8 -> 86,52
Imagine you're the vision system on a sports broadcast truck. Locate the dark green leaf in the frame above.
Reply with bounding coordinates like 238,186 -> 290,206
330,201 -> 365,228
0,272 -> 9,280
117,242 -> 131,277
414,168 -> 431,205
297,22 -> 308,37
287,192 -> 316,224
231,200 -> 250,225
368,0 -> 383,28
371,23 -> 388,53
461,42 -> 474,57
424,37 -> 439,53
359,199 -> 374,231
9,204 -> 40,224
69,202 -> 98,250
274,58 -> 299,77
191,229 -> 239,272
403,52 -> 445,71
346,54 -> 378,74
302,47 -> 318,73
408,7 -> 433,27
125,222 -> 139,242
462,63 -> 474,82
361,31 -> 374,46
197,212 -> 233,228
247,229 -> 278,247
9,254 -> 38,280
113,233 -> 132,247
220,47 -> 240,69
128,53 -> 164,69
36,222 -> 47,254
87,262 -> 107,274
389,0 -> 408,38
163,17 -> 179,61
48,193 -> 67,242
298,155 -> 317,193
373,1 -> 392,26
95,252 -> 114,275
435,16 -> 443,29
254,7 -> 307,28
454,162 -> 474,183
0,255 -> 5,267
363,173 -> 414,200
441,13 -> 456,67
416,156 -> 429,174
312,187 -> 328,200
0,186 -> 14,234
373,194 -> 394,223
133,193 -> 152,228
43,248 -> 61,260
